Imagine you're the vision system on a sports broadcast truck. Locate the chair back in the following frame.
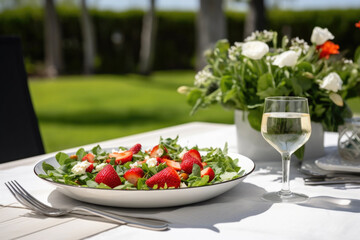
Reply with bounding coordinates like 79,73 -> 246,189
0,36 -> 45,163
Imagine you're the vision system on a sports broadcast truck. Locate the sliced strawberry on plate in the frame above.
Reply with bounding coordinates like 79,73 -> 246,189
124,168 -> 144,186
107,151 -> 133,165
129,143 -> 142,154
183,149 -> 202,162
164,159 -> 181,170
150,145 -> 168,158
180,155 -> 203,174
145,167 -> 181,189
86,163 -> 94,173
95,165 -> 122,188
201,167 -> 215,182
82,153 -> 95,163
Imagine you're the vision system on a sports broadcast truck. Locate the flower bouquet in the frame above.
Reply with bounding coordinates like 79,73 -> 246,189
179,26 -> 360,159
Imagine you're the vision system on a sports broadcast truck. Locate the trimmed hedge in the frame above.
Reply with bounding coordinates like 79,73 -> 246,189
0,8 -> 359,74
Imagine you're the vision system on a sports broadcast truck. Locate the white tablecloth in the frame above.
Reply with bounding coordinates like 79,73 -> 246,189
0,122 -> 359,240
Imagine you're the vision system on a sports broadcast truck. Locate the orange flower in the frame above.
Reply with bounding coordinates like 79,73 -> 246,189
356,21 -> 360,29
316,41 -> 339,59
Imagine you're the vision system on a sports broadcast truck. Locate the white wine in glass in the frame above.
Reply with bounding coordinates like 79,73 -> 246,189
261,97 -> 311,203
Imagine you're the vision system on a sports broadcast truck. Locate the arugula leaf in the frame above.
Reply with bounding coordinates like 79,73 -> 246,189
76,148 -> 86,162
42,161 -> 55,172
220,172 -> 238,181
191,164 -> 201,177
86,180 -> 98,188
55,152 -> 70,165
97,183 -> 111,189
190,175 -> 209,187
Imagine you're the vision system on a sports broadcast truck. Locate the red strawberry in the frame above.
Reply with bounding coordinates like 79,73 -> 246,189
145,167 -> 181,189
95,165 -> 122,188
164,159 -> 181,170
150,145 -> 168,158
82,153 -> 95,163
107,151 -> 133,165
156,157 -> 166,164
180,155 -> 203,174
183,149 -> 202,162
129,144 -> 142,154
86,163 -> 94,173
124,168 -> 144,186
201,167 -> 215,182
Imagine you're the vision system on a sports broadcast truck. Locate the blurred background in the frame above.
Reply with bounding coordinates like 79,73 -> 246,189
1,0 -> 360,153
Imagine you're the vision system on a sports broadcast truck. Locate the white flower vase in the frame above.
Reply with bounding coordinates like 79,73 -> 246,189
234,110 -> 325,162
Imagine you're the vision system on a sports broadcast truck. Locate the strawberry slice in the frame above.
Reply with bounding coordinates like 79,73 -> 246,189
145,167 -> 181,189
201,167 -> 215,182
150,145 -> 168,158
129,144 -> 142,154
164,159 -> 181,170
156,157 -> 166,164
95,165 -> 122,188
183,149 -> 202,162
107,151 -> 133,165
86,163 -> 94,173
180,155 -> 203,174
82,153 -> 95,163
124,168 -> 144,186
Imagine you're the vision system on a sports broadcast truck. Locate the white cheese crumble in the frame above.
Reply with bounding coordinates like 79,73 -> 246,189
111,149 -> 125,153
130,162 -> 141,168
146,158 -> 158,168
95,163 -> 107,171
71,161 -> 91,175
155,148 -> 164,157
180,182 -> 188,188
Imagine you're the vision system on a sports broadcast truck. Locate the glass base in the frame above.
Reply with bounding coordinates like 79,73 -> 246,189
262,191 -> 308,203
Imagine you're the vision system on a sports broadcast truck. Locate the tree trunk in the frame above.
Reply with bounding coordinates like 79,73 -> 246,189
196,0 -> 226,71
139,0 -> 157,75
44,0 -> 63,77
244,0 -> 267,38
80,0 -> 96,75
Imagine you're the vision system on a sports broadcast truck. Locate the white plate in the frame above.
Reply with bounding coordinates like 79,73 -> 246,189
34,152 -> 255,208
315,151 -> 360,173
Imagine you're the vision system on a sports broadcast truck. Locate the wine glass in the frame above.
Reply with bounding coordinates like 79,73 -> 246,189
261,96 -> 311,203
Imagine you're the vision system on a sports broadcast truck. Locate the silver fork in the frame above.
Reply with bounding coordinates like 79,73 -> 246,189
5,180 -> 168,231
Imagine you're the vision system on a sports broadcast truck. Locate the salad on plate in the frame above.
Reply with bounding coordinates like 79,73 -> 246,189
39,137 -> 244,190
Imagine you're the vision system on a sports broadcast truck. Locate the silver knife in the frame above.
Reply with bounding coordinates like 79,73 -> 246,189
304,176 -> 360,185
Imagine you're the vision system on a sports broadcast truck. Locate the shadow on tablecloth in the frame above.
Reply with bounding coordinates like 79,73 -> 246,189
47,182 -> 271,232
299,196 -> 360,213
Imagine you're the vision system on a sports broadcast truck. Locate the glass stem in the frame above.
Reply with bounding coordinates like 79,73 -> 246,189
280,152 -> 292,197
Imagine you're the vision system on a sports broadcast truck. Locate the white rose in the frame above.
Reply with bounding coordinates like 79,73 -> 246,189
319,72 -> 343,92
272,50 -> 299,68
241,41 -> 269,60
310,27 -> 334,45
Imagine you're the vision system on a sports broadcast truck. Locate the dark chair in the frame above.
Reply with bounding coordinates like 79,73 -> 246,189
0,36 -> 45,163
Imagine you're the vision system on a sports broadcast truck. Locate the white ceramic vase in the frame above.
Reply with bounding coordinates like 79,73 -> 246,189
234,110 -> 325,162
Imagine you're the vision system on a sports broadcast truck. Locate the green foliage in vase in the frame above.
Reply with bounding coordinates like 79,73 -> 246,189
180,27 -> 360,132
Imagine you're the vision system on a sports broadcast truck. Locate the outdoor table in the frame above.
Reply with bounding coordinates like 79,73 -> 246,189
1,122 -> 359,240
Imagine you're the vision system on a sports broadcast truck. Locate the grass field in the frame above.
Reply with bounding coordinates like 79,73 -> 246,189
29,71 -> 234,152
29,70 -> 360,153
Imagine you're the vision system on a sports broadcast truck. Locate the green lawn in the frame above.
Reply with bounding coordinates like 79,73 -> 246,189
29,71 -> 234,153
29,70 -> 360,153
